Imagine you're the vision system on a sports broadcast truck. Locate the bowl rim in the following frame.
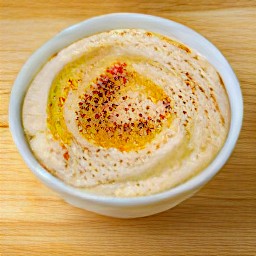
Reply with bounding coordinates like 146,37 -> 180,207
9,13 -> 243,206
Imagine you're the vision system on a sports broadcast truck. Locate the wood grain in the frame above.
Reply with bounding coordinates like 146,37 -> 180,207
0,1 -> 256,255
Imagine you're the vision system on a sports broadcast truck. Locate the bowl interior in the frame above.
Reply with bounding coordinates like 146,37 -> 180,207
9,13 -> 243,205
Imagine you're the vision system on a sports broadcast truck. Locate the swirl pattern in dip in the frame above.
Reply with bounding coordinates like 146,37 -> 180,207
23,29 -> 230,197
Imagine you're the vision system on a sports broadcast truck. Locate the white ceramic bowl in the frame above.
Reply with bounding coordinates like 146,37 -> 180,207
9,13 -> 243,218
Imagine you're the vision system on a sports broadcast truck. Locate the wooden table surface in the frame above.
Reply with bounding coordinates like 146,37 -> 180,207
1,1 -> 255,255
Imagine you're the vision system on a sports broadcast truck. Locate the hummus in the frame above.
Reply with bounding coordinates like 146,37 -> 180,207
23,29 -> 230,197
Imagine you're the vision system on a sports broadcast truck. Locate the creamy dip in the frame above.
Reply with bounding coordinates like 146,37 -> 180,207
23,29 -> 230,197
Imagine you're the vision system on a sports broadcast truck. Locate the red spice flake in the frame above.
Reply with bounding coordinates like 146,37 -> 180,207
183,111 -> 187,114
122,96 -> 128,100
63,151 -> 69,161
131,108 -> 135,112
138,123 -> 144,129
123,123 -> 130,131
95,114 -> 100,119
146,128 -> 151,135
146,106 -> 150,110
59,97 -> 66,104
116,114 -> 119,117
78,102 -> 83,106
87,118 -> 91,122
124,107 -> 129,112
139,113 -> 143,117
159,114 -> 165,120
